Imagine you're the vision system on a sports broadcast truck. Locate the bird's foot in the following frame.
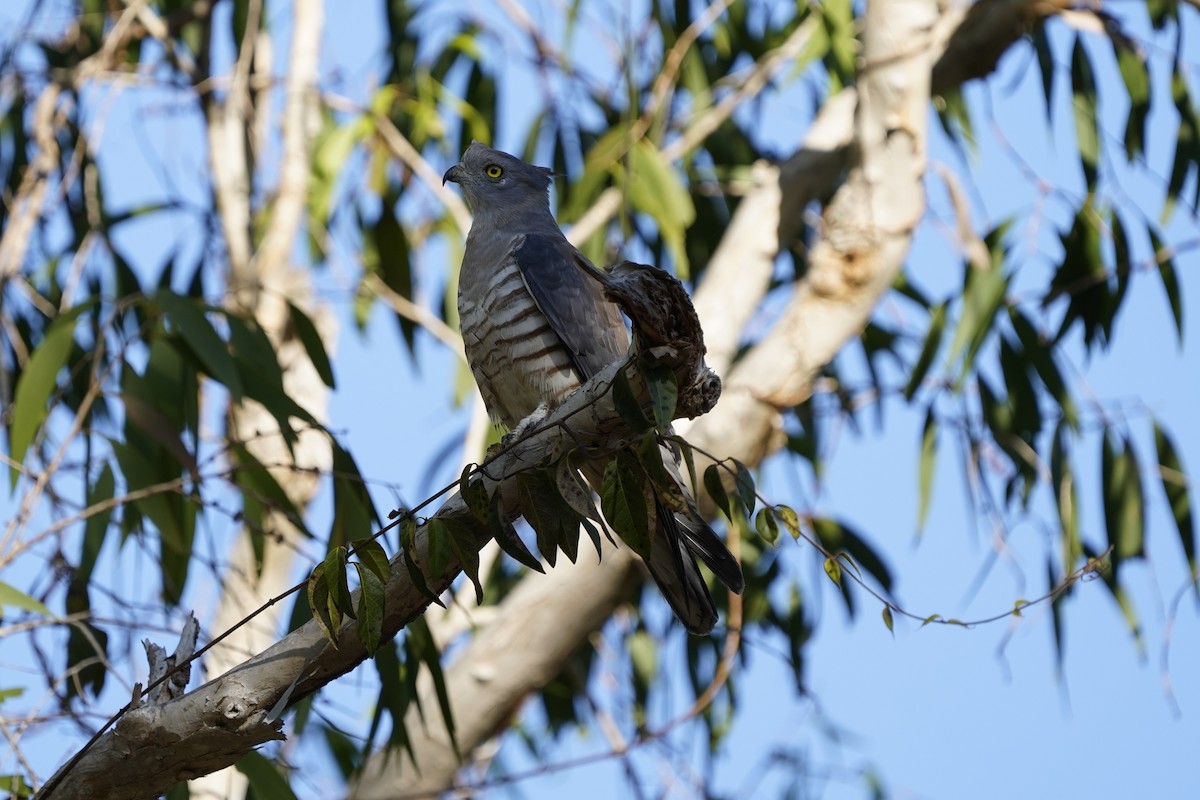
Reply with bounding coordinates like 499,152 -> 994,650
504,401 -> 552,445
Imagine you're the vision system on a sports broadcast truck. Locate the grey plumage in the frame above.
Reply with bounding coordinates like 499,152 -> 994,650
445,141 -> 744,634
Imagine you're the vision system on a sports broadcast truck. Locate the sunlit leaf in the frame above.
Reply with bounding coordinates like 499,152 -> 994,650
9,301 -> 92,486
1154,422 -> 1195,586
0,582 -> 53,617
917,406 -> 937,534
1070,36 -> 1099,191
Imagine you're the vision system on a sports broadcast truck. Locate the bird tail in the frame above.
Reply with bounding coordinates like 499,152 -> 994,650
645,497 -> 745,636
644,501 -> 719,635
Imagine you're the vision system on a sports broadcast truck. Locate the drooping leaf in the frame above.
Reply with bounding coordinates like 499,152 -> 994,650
407,618 -> 458,758
352,563 -> 386,653
1070,36 -> 1100,191
1051,422 -> 1082,571
153,291 -> 243,399
775,505 -> 803,541
601,451 -> 653,562
324,546 -> 353,618
704,464 -> 733,522
308,563 -> 339,646
755,507 -> 780,546
1008,308 -> 1078,430
733,460 -> 756,518
235,751 -> 298,800
459,464 -> 490,523
488,490 -> 544,573
1153,422 -> 1195,585
441,515 -> 484,604
642,362 -> 678,430
287,301 -> 336,388
612,366 -> 653,434
917,406 -> 937,534
399,516 -> 444,607
1109,30 -> 1150,161
627,141 -> 696,276
1102,432 -> 1145,571
904,302 -> 947,401
1148,227 -> 1184,345
8,301 -> 92,486
354,538 -> 391,585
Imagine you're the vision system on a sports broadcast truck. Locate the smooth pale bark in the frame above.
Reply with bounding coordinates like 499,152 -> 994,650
192,1 -> 327,799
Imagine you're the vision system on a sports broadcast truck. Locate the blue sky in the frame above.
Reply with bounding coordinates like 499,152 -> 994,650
2,1 -> 1198,798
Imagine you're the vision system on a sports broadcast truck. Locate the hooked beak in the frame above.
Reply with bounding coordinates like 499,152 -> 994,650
442,164 -> 463,186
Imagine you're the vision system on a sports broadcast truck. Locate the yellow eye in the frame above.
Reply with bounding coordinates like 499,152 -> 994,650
485,164 -> 503,179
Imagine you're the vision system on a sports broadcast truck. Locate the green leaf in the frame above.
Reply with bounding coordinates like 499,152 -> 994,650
354,538 -> 391,584
0,582 -> 53,616
601,451 -> 653,562
307,564 -> 339,646
1110,31 -> 1150,161
881,605 -> 894,635
755,507 -> 780,546
9,301 -> 92,486
948,235 -> 1008,381
642,362 -> 678,430
775,505 -> 803,541
704,464 -> 732,522
627,141 -> 695,276
1154,423 -> 1195,584
407,617 -> 458,757
324,546 -> 354,618
823,557 -> 842,586
1031,22 -> 1054,120
904,302 -> 947,401
516,471 -> 581,567
235,751 -> 298,800
459,465 -> 490,523
1008,309 -> 1078,430
80,464 -> 115,582
352,563 -> 385,653
400,517 -> 444,608
442,516 -> 483,604
153,291 -> 243,399
425,517 -> 453,582
733,460 -> 756,517
917,406 -> 937,534
488,491 -> 545,573
1070,35 -> 1100,191
1051,422 -> 1082,570
0,774 -> 34,797
1148,227 -> 1184,345
1103,432 -> 1145,566
813,517 -> 893,592
612,366 -> 653,433
287,301 -> 336,388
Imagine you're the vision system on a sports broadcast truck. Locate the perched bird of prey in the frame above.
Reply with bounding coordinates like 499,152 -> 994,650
444,142 -> 744,634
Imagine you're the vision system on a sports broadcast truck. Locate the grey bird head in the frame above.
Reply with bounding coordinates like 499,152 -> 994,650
443,142 -> 554,216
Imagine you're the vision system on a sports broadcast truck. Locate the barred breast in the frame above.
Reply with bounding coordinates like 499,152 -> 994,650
458,254 -> 580,428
